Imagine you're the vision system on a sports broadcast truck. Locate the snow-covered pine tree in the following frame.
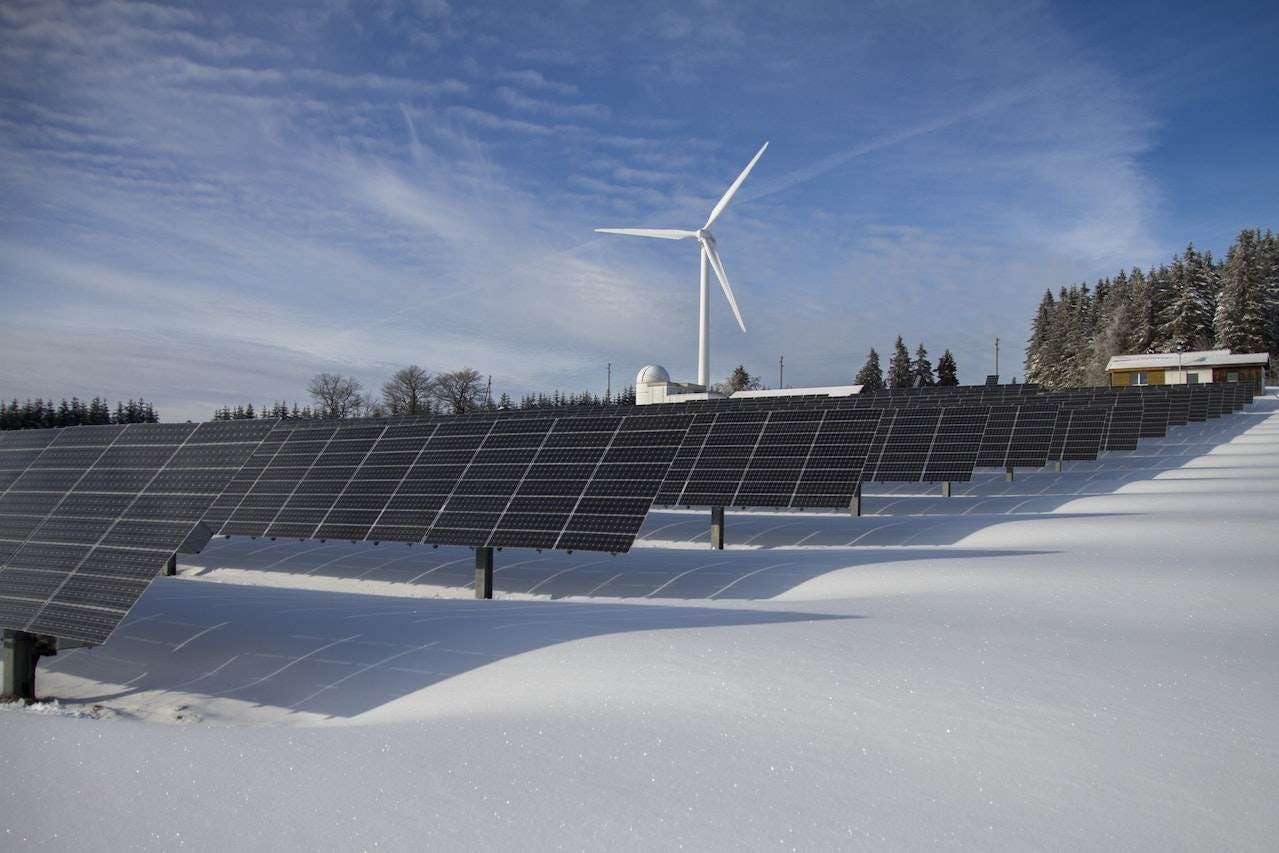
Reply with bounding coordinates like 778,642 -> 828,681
887,336 -> 912,389
1259,229 -> 1279,357
937,350 -> 958,386
1023,289 -> 1056,386
1147,264 -> 1175,351
910,343 -> 935,387
1215,228 -> 1273,353
1157,251 -> 1204,352
1188,245 -> 1221,348
1124,268 -> 1155,353
1063,283 -> 1095,386
855,348 -> 885,392
1087,283 -> 1129,385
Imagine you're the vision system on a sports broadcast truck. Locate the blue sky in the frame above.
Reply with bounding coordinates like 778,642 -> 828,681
1,0 -> 1276,420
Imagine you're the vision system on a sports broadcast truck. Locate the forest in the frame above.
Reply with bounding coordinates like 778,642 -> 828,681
1024,228 -> 1277,389
0,397 -> 159,430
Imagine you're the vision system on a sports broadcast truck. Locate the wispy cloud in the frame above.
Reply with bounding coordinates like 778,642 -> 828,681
493,86 -> 610,121
3,0 -> 1251,419
494,68 -> 578,96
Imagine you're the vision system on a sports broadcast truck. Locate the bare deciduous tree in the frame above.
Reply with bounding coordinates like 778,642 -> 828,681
431,368 -> 486,414
307,372 -> 364,419
356,391 -> 385,418
382,365 -> 433,415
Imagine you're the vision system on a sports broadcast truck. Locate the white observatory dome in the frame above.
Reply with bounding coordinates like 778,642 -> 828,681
636,364 -> 671,385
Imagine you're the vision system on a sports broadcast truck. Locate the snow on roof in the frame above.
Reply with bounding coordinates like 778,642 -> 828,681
730,385 -> 862,399
1106,349 -> 1270,371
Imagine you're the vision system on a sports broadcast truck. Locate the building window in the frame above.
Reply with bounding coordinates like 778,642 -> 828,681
1132,371 -> 1148,386
1226,371 -> 1239,382
1187,372 -> 1199,384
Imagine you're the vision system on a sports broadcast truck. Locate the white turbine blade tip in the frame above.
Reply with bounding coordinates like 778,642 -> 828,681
704,243 -> 746,333
703,141 -> 769,230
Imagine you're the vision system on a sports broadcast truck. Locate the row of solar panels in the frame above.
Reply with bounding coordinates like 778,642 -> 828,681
0,381 -> 1255,644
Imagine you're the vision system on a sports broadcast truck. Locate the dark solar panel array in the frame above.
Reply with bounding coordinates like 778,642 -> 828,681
0,375 -> 1260,646
862,407 -> 990,482
976,404 -> 1060,468
0,430 -> 58,497
1102,401 -> 1143,451
0,420 -> 276,644
655,407 -> 883,508
212,411 -> 692,555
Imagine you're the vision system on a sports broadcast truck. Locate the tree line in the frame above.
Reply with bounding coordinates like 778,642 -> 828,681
1,397 -> 159,430
215,366 -> 643,421
852,338 -> 959,392
1024,228 -> 1278,390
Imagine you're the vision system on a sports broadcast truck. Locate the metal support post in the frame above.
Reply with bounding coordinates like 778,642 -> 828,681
2,630 -> 56,703
1053,460 -> 1063,473
474,547 -> 494,599
164,553 -> 177,576
1004,467 -> 1015,482
850,482 -> 862,517
941,481 -> 952,498
710,506 -> 725,550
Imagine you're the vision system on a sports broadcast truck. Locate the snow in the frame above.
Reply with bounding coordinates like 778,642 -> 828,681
3,393 -> 1278,849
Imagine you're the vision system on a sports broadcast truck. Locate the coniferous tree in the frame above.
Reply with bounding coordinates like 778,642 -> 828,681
910,343 -> 935,387
1024,289 -> 1056,386
1125,268 -> 1155,353
886,336 -> 912,389
1215,228 -> 1273,353
1158,246 -> 1218,352
1189,246 -> 1222,348
854,348 -> 885,392
1264,230 -> 1279,357
936,350 -> 958,386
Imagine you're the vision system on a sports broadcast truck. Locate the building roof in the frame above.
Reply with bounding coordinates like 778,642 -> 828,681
1105,349 -> 1270,371
730,385 -> 862,399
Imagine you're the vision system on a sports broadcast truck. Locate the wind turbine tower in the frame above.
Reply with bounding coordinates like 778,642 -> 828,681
596,142 -> 768,389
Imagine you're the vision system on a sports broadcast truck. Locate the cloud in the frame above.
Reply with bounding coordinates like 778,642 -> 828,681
494,68 -> 578,96
0,0 -> 1183,416
493,86 -> 610,121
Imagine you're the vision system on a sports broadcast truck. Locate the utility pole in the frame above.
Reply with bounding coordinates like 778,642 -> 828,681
779,354 -> 784,389
995,337 -> 1000,381
606,362 -> 611,402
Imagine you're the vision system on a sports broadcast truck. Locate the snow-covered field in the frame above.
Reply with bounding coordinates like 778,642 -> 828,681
3,394 -> 1277,850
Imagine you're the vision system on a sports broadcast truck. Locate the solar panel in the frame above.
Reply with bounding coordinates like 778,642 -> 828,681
862,406 -> 989,483
666,410 -> 770,507
1206,385 -> 1225,418
0,430 -> 58,505
1052,407 -> 1108,461
654,406 -> 883,509
1138,397 -> 1170,438
975,404 -> 1060,468
1002,405 -> 1060,468
1187,386 -> 1209,421
653,414 -> 714,506
211,412 -> 693,555
0,420 -> 276,644
1103,401 -> 1143,451
1166,388 -> 1191,426
788,409 -> 883,508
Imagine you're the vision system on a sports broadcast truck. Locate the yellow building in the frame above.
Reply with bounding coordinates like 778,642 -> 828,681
1106,349 -> 1269,393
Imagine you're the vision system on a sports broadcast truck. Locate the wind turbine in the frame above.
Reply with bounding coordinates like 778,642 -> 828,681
596,141 -> 768,389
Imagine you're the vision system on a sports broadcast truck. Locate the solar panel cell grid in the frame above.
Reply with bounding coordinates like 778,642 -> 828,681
0,419 -> 280,644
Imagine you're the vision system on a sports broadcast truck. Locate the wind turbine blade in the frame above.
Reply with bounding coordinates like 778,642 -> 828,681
594,228 -> 698,240
702,141 -> 769,230
703,242 -> 746,333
